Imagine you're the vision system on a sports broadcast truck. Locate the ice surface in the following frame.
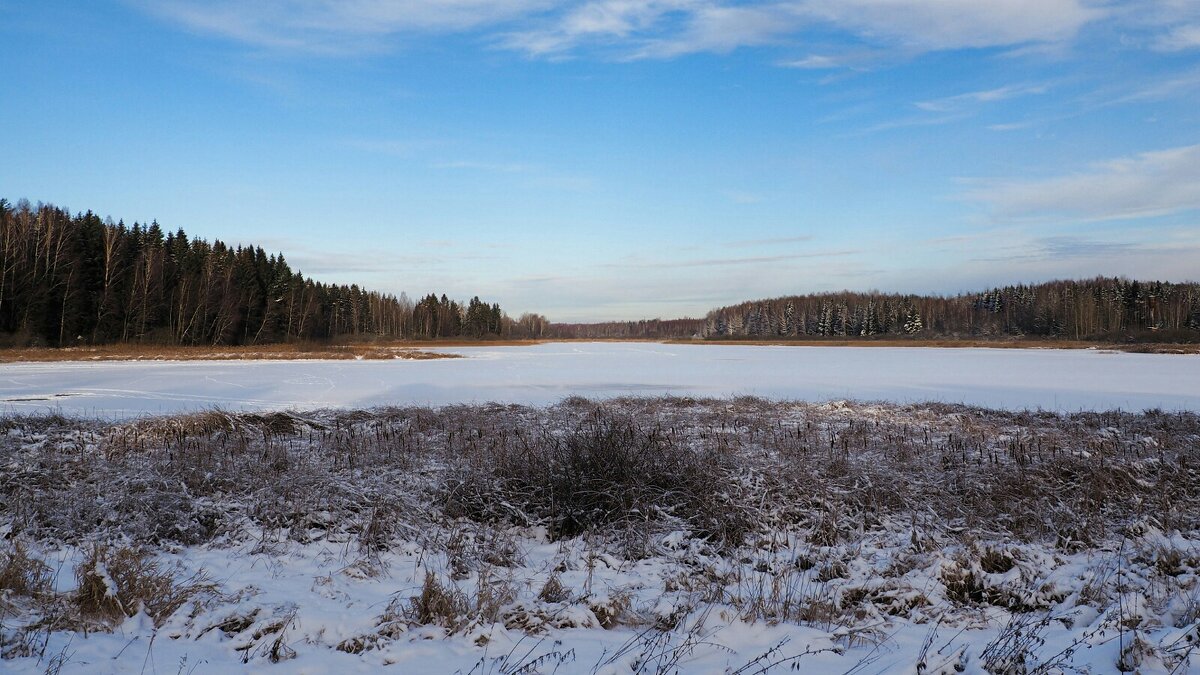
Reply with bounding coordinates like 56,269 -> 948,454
2,342 -> 1197,417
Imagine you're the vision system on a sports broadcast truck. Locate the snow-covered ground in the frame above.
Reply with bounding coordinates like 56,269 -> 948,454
1,342 -> 1198,417
2,398 -> 1199,673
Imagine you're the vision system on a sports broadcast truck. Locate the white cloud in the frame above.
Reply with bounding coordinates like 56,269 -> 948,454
965,143 -> 1200,221
603,249 -> 859,269
626,4 -> 800,58
501,0 -> 682,55
797,0 -> 1105,51
139,0 -> 1110,59
720,190 -> 766,205
1155,24 -> 1200,51
987,121 -> 1035,131
728,235 -> 814,247
138,0 -> 559,53
1092,68 -> 1200,108
916,83 -> 1049,112
780,54 -> 842,69
1108,0 -> 1200,51
509,0 -> 1106,58
502,1 -> 798,58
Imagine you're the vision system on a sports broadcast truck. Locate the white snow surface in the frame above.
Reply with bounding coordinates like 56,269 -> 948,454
1,342 -> 1198,417
6,525 -> 1198,674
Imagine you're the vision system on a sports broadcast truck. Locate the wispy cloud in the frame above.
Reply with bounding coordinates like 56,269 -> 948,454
604,249 -> 858,269
139,0 -> 1115,61
252,236 -> 505,277
137,0 -> 558,54
777,48 -> 891,73
1099,68 -> 1200,106
501,1 -> 800,59
916,83 -> 1049,112
964,143 -> 1200,221
433,159 -> 536,173
970,235 -> 1200,266
780,54 -> 842,70
1155,24 -> 1200,51
506,0 -> 1108,59
624,4 -> 800,59
854,113 -> 965,136
798,0 -> 1104,51
431,158 -> 593,191
987,121 -> 1038,132
727,235 -> 813,247
1111,0 -> 1200,52
972,236 -> 1138,262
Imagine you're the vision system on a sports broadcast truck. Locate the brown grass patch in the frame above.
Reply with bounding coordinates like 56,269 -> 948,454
666,337 -> 1200,353
0,342 -> 462,363
0,543 -> 53,599
75,545 -> 214,627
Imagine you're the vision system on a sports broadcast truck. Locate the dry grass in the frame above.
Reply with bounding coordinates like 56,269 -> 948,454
668,337 -> 1200,353
0,542 -> 53,599
443,410 -> 752,545
2,397 -> 1200,669
75,545 -> 214,627
3,398 -> 1198,555
0,342 -> 460,363
5,336 -> 1195,363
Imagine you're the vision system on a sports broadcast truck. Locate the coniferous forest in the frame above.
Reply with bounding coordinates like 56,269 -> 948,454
0,199 -> 546,346
552,279 -> 1200,342
3,198 -> 1197,348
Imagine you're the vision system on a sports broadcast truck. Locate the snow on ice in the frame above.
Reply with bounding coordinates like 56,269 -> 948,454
1,342 -> 1198,417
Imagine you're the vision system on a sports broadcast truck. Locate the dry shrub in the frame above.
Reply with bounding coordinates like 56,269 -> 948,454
75,546 -> 212,626
358,502 -> 402,555
401,568 -> 519,635
474,568 -> 519,625
407,571 -> 469,630
538,574 -> 569,604
814,561 -> 849,583
445,409 -> 751,546
239,412 -> 301,436
808,508 -> 841,547
735,567 -> 839,627
978,546 -> 1016,574
0,543 -> 52,599
941,562 -> 985,606
979,613 -> 1050,674
588,592 -> 632,629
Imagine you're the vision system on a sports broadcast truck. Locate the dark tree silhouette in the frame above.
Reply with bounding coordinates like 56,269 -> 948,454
549,279 -> 1200,342
0,199 -> 518,346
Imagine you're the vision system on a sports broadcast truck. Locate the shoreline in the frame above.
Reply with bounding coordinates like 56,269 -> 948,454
0,337 -> 1196,363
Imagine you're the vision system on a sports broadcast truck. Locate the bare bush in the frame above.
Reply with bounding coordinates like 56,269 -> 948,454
75,546 -> 213,627
0,543 -> 52,599
444,410 -> 751,546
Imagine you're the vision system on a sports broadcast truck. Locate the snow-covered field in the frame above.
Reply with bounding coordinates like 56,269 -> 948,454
3,345 -> 1199,673
2,397 -> 1199,673
1,342 -> 1198,417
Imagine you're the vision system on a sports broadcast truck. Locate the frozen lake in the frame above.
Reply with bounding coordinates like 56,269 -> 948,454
1,342 -> 1198,417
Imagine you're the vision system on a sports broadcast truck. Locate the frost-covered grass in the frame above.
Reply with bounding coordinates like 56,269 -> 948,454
1,397 -> 1199,673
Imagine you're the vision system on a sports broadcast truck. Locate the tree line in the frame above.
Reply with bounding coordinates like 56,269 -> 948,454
0,199 -> 546,346
549,318 -> 706,340
549,278 -> 1200,341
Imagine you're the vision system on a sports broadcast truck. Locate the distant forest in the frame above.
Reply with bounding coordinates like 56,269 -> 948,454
0,199 -> 548,346
5,199 -> 1196,348
552,278 -> 1200,342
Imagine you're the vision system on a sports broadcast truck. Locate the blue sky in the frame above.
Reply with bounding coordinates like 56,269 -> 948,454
2,1 -> 1198,321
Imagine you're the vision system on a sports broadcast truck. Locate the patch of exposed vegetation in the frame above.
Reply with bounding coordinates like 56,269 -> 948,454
1,398 -> 1199,670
